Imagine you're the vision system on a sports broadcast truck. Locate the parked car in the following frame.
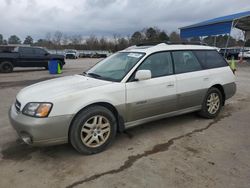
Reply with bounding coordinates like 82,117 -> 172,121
79,52 -> 92,58
90,52 -> 107,58
9,43 -> 236,154
0,46 -> 65,73
219,48 -> 241,59
65,49 -> 79,59
238,50 -> 250,59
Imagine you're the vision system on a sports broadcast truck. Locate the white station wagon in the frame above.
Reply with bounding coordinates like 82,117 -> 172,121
9,43 -> 236,154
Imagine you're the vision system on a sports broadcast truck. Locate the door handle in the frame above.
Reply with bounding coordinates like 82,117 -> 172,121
167,83 -> 175,87
203,77 -> 209,81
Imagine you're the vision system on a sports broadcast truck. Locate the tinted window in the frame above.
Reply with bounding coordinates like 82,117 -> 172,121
19,47 -> 34,54
137,52 -> 173,78
34,48 -> 46,55
194,50 -> 228,69
172,51 -> 202,74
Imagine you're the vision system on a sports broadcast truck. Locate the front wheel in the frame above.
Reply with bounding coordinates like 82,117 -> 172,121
69,105 -> 117,154
198,87 -> 222,119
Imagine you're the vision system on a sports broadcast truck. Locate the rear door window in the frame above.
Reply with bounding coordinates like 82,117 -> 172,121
194,50 -> 228,69
172,51 -> 202,74
19,47 -> 34,55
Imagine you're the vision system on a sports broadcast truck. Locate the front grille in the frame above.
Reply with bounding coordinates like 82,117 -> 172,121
15,100 -> 21,113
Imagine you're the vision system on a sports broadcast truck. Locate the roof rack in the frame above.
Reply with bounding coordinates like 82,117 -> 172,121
136,41 -> 207,46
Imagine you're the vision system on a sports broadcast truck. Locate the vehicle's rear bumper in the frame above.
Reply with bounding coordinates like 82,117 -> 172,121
224,82 -> 236,100
9,104 -> 73,146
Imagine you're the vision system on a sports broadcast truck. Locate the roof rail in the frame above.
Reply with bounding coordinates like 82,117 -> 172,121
136,41 -> 207,46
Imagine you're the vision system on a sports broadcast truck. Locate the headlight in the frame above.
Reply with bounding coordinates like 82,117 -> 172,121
22,102 -> 53,118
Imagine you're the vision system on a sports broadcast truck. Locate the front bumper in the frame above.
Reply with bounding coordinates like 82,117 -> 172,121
9,104 -> 74,146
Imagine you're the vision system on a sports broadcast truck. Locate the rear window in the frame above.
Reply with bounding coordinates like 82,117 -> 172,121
194,50 -> 228,69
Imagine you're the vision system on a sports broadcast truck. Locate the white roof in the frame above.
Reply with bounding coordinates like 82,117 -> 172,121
122,43 -> 216,54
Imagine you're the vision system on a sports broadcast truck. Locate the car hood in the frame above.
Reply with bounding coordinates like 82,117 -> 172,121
17,75 -> 111,107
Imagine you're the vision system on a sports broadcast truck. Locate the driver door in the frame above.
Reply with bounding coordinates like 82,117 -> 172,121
34,48 -> 49,67
125,52 -> 177,122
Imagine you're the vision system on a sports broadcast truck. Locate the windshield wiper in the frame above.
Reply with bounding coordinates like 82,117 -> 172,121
85,72 -> 102,78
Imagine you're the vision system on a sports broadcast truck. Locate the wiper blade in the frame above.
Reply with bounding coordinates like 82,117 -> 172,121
86,72 -> 102,78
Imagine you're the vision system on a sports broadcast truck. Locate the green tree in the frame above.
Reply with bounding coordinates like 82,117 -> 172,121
145,27 -> 157,41
8,35 -> 21,44
23,35 -> 33,45
130,31 -> 143,44
0,34 -> 3,44
158,31 -> 169,41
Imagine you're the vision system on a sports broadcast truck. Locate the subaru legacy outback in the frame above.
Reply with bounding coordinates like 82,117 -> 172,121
9,43 -> 236,154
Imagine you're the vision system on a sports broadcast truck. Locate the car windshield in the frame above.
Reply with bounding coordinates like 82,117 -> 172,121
85,52 -> 145,82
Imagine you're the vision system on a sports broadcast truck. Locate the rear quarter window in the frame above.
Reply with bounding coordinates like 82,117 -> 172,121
194,50 -> 228,69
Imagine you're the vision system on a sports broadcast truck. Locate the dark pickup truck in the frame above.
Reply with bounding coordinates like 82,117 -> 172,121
0,46 -> 65,73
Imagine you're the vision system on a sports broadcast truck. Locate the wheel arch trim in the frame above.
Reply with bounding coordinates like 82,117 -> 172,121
68,102 -> 125,142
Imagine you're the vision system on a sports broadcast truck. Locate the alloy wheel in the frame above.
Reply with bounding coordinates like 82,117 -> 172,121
80,115 -> 111,148
206,92 -> 220,114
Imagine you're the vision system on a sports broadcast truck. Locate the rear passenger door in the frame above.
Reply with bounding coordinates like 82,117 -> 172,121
172,51 -> 209,110
125,52 -> 177,122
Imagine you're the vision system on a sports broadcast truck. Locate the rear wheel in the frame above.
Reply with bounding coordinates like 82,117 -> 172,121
199,87 -> 222,119
69,105 -> 117,154
0,61 -> 14,73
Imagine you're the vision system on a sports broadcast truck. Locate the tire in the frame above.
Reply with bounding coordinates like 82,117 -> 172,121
69,105 -> 117,154
0,61 -> 14,73
198,87 -> 222,119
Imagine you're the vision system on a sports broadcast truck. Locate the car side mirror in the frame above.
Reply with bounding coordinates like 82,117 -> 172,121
135,70 -> 152,81
45,53 -> 49,56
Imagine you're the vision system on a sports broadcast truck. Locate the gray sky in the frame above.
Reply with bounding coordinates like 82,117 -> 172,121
0,0 -> 250,40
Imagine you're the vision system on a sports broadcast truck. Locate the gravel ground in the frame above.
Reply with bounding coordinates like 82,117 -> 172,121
0,58 -> 250,188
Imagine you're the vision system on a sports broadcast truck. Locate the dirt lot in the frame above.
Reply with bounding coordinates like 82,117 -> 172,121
0,59 -> 250,188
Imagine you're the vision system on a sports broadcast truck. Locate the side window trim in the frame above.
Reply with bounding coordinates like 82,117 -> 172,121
171,50 -> 204,75
127,51 -> 174,82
